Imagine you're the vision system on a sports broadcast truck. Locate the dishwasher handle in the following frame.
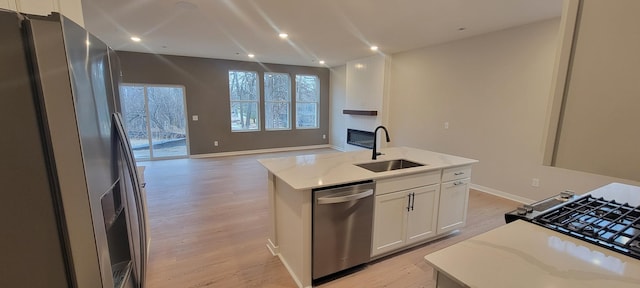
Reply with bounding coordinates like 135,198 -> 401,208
317,189 -> 374,205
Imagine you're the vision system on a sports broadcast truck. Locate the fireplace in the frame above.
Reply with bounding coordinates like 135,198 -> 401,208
347,129 -> 374,149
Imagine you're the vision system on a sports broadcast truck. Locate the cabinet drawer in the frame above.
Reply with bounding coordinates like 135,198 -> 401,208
376,170 -> 441,195
442,165 -> 472,182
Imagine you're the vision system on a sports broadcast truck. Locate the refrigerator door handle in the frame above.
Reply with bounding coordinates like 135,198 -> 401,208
113,112 -> 147,288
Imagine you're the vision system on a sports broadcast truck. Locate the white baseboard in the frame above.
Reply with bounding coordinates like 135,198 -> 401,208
470,183 -> 535,204
265,238 -> 301,288
330,145 -> 346,152
191,144 -> 332,158
370,230 -> 458,261
266,239 -> 279,256
275,253 -> 308,288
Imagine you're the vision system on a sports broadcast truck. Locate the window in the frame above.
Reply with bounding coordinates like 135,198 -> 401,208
264,72 -> 291,130
295,74 -> 320,129
229,70 -> 260,131
119,84 -> 189,160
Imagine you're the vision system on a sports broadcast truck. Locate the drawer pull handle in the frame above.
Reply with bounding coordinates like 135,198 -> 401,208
453,181 -> 464,186
454,172 -> 465,176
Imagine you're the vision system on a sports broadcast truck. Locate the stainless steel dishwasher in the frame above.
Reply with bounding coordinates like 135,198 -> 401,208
312,180 -> 375,280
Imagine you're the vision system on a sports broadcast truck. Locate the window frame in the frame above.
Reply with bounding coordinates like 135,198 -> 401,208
295,74 -> 320,129
264,72 -> 292,131
229,70 -> 261,132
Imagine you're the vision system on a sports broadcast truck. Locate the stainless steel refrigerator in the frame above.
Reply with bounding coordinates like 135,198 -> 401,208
0,10 -> 148,288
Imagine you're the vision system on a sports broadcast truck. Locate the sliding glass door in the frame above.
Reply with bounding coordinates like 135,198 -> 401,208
119,84 -> 189,160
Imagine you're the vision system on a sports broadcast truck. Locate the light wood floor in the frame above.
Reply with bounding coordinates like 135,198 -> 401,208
141,149 -> 519,288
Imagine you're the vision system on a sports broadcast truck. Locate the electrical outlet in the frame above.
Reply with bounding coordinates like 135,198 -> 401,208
532,178 -> 540,187
444,122 -> 449,129
214,141 -> 219,147
192,115 -> 199,121
322,134 -> 326,139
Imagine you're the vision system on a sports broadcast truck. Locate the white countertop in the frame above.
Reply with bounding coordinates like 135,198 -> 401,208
258,146 -> 478,190
425,221 -> 640,288
425,183 -> 640,288
586,182 -> 640,206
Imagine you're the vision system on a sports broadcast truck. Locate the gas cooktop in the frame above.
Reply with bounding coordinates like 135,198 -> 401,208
532,194 -> 640,260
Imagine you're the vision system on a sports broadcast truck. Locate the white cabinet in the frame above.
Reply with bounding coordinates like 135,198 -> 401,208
437,166 -> 471,235
7,0 -> 84,27
1,0 -> 15,10
372,166 -> 472,257
372,184 -> 439,257
372,171 -> 440,257
15,0 -> 56,16
441,165 -> 471,183
372,189 -> 408,256
435,271 -> 465,288
405,184 -> 439,245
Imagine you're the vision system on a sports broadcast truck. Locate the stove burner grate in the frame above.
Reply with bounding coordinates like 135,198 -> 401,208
533,195 -> 640,260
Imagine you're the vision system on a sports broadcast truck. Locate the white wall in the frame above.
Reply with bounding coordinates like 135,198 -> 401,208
341,54 -> 390,151
386,18 -> 640,202
330,65 -> 347,151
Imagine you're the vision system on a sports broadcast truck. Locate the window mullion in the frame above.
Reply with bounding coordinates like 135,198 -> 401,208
144,86 -> 154,158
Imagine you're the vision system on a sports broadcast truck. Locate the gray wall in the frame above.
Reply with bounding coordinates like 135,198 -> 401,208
116,51 -> 330,155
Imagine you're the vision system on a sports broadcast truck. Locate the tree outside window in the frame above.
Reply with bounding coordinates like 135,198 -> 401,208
295,75 -> 320,129
229,70 -> 260,131
264,72 -> 291,130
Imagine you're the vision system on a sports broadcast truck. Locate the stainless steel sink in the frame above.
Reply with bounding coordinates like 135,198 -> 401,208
355,159 -> 425,173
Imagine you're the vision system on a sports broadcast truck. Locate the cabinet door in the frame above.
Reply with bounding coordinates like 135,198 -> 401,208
371,190 -> 409,257
406,184 -> 440,245
0,1 -> 12,10
437,179 -> 469,235
15,0 -> 56,16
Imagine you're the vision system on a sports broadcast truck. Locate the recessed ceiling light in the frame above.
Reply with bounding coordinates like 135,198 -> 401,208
248,54 -> 255,58
319,60 -> 325,65
131,36 -> 141,42
279,33 -> 288,39
370,45 -> 379,51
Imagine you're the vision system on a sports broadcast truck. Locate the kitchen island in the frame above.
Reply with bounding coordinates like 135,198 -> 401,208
425,183 -> 640,288
259,147 -> 477,288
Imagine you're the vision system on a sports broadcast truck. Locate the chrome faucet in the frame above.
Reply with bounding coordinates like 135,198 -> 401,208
372,125 -> 390,160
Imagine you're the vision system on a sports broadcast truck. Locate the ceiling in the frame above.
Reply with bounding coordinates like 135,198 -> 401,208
81,0 -> 563,68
